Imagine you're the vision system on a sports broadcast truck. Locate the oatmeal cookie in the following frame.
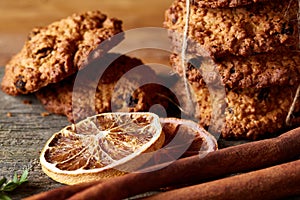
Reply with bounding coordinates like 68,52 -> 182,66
193,0 -> 269,8
1,11 -> 123,96
165,0 -> 299,59
36,55 -> 180,122
176,82 -> 300,140
170,52 -> 300,89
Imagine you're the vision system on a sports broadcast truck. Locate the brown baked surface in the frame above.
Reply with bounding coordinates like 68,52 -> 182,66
1,10 -> 123,96
35,55 -> 180,122
193,0 -> 269,8
170,53 -> 300,89
175,81 -> 300,140
164,0 -> 299,60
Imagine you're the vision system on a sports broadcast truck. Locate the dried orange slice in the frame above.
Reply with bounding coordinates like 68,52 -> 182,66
40,112 -> 165,185
141,118 -> 218,168
161,118 -> 217,156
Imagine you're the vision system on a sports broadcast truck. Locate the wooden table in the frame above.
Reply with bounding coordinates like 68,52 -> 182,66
0,67 -> 68,198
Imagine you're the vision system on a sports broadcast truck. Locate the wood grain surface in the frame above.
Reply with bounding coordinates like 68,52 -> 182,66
0,67 -> 68,199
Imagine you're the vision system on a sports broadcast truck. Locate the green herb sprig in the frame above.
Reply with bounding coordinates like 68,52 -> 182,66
0,170 -> 28,200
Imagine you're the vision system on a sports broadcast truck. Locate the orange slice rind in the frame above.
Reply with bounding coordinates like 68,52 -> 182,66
139,117 -> 218,169
160,118 -> 217,156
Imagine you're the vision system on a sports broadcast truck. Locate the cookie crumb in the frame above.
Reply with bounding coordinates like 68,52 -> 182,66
6,112 -> 12,117
41,112 -> 50,117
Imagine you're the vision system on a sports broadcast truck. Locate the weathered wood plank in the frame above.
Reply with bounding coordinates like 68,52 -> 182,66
0,67 -> 68,199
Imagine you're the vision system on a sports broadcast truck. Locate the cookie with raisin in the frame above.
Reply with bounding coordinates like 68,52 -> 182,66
1,11 -> 123,95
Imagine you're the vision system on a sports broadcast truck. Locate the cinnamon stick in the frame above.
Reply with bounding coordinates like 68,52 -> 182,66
24,127 -> 300,200
66,127 -> 300,200
23,181 -> 101,200
144,159 -> 300,200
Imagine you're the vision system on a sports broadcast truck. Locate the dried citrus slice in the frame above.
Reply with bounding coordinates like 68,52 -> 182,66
141,118 -> 218,168
40,112 -> 165,185
161,118 -> 217,156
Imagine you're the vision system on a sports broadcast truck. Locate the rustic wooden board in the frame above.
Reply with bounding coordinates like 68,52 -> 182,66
0,67 -> 67,199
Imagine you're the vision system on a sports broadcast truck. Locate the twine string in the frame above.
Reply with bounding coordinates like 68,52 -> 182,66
286,85 -> 300,126
286,0 -> 300,126
181,0 -> 194,116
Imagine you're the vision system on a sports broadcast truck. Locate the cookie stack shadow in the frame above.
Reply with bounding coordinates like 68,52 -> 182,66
164,0 -> 300,139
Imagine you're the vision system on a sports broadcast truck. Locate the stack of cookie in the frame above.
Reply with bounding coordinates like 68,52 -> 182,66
164,0 -> 300,139
1,11 -> 177,122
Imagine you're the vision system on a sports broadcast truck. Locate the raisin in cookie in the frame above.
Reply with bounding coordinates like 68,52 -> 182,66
1,11 -> 123,96
170,52 -> 300,89
165,0 -> 298,59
